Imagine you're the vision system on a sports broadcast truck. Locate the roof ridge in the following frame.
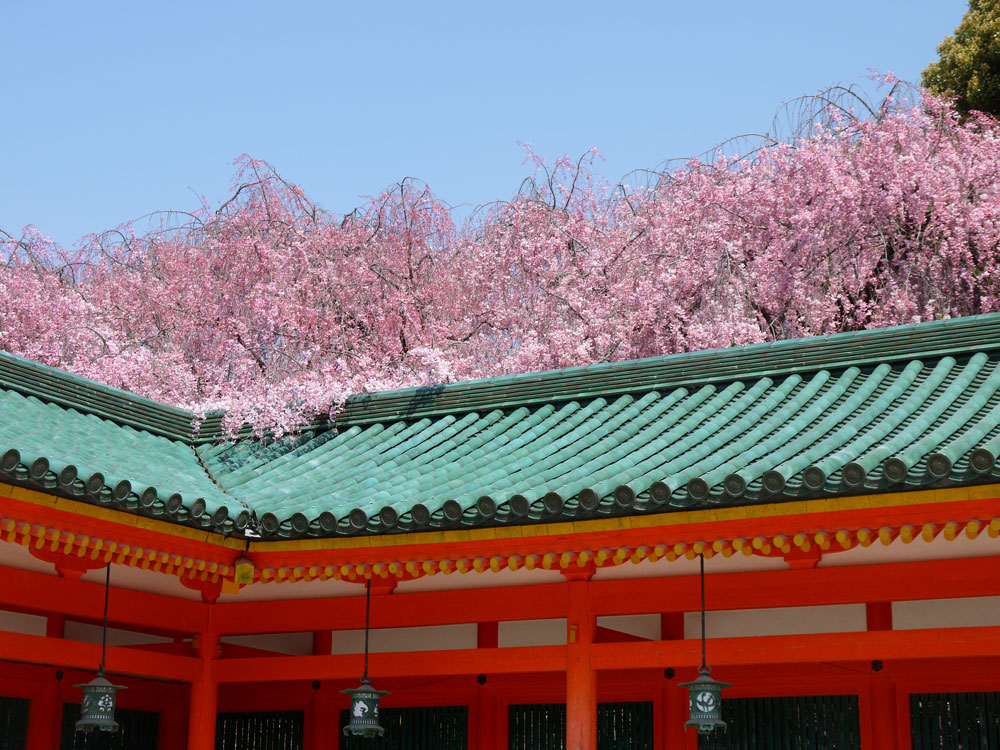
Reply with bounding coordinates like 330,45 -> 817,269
3,314 -> 1000,442
0,350 -> 197,442
332,314 -> 1000,426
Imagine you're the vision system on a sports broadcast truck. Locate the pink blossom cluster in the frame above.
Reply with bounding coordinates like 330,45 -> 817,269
2,93 -> 999,434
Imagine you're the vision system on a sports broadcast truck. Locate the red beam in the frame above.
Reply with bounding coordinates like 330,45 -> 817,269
0,630 -> 201,681
591,626 -> 1000,669
215,626 -> 1000,683
215,645 -> 567,683
210,556 -> 1000,635
0,565 -> 206,634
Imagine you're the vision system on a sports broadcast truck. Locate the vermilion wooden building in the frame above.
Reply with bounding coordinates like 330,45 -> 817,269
2,315 -> 1000,749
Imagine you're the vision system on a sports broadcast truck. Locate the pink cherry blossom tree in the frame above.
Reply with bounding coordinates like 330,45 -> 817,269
3,82 -> 999,434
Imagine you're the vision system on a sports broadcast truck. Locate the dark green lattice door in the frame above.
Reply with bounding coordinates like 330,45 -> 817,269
0,696 -> 29,750
216,710 -> 304,750
59,703 -> 159,750
339,705 -> 467,749
699,695 -> 861,750
910,691 -> 1000,748
508,702 -> 653,750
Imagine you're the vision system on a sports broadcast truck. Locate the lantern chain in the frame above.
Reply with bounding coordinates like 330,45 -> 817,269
362,576 -> 371,683
101,563 -> 110,677
699,552 -> 710,676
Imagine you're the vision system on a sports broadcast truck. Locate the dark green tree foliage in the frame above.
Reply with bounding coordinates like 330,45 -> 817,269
923,0 -> 1000,117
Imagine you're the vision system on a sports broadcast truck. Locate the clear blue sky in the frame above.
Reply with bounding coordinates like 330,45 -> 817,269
2,1 -> 967,250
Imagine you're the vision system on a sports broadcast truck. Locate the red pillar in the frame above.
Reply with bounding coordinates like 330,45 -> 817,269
26,681 -> 59,750
660,612 -> 685,641
158,697 -> 187,750
188,632 -> 219,750
868,675 -> 899,750
662,680 -> 692,750
566,579 -> 596,750
26,619 -> 65,750
866,602 -> 893,631
475,686 -> 499,750
477,622 -> 499,649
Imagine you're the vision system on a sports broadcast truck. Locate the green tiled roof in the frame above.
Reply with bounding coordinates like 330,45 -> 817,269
3,315 -> 1000,539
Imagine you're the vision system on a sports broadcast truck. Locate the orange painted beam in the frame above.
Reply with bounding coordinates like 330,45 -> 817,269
214,626 -> 1000,683
215,645 -> 567,683
209,556 -> 1000,635
0,630 -> 201,681
590,626 -> 1000,670
0,565 -> 206,633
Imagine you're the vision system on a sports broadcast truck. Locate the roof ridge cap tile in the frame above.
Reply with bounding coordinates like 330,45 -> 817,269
335,314 -> 1000,426
0,350 -> 197,441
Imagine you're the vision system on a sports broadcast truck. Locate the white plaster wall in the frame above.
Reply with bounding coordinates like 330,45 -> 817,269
0,609 -> 46,636
819,532 -> 1000,567
218,576 -> 360,603
597,614 -> 660,640
893,596 -> 1000,630
685,604 -> 866,638
78,562 -> 202,600
593,552 -> 788,581
499,618 -> 566,647
221,632 -> 314,656
64,621 -> 172,646
397,566 -> 566,594
0,541 -> 55,574
329,623 -> 477,655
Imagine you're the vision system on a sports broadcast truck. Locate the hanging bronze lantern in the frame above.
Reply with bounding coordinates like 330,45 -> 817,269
341,678 -> 390,738
341,578 -> 390,738
74,669 -> 126,733
680,669 -> 730,735
681,552 -> 731,735
76,565 -> 126,733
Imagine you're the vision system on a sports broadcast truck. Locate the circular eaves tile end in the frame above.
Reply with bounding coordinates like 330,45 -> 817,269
378,506 -> 399,529
882,457 -> 908,483
577,488 -> 600,511
969,448 -> 995,474
926,453 -> 952,479
723,474 -> 746,498
841,462 -> 866,487
687,477 -> 710,501
802,466 -> 826,490
762,470 -> 786,494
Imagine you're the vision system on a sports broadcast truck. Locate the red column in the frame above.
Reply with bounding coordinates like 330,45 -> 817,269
477,622 -> 499,649
866,602 -> 893,631
309,684 -> 336,750
188,632 -> 219,750
27,618 -> 65,750
566,579 -> 596,750
868,675 -> 899,750
158,697 -> 187,750
476,686 -> 499,750
662,680 -> 690,750
26,681 -> 59,750
660,613 -> 685,641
